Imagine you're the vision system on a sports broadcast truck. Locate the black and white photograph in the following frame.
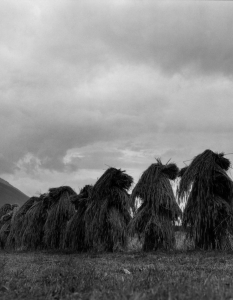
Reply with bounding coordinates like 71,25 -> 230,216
1,0 -> 233,299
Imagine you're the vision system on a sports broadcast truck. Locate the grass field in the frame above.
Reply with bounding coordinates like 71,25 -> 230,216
1,249 -> 233,300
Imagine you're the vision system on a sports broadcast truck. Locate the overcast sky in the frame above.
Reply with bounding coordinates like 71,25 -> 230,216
1,0 -> 233,196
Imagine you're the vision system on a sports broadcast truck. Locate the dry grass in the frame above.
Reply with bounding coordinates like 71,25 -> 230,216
128,232 -> 195,252
1,249 -> 233,299
175,231 -> 195,251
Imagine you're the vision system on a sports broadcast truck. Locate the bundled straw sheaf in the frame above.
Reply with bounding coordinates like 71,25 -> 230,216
178,149 -> 233,249
0,204 -> 18,231
20,194 -> 51,250
129,159 -> 181,251
0,204 -> 12,220
178,166 -> 188,178
0,205 -> 19,249
43,186 -> 76,249
64,185 -> 93,251
178,150 -> 231,200
85,168 -> 133,251
6,197 -> 39,249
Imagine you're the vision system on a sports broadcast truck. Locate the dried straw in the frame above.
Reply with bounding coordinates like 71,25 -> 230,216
64,185 -> 93,251
6,197 -> 39,249
178,149 -> 233,249
0,205 -> 19,249
129,159 -> 180,251
43,186 -> 76,249
0,204 -> 12,221
85,168 -> 133,251
178,166 -> 188,178
20,194 -> 51,250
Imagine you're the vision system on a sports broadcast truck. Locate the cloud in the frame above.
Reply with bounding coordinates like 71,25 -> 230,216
26,1 -> 233,76
1,0 -> 233,195
0,64 -> 170,174
1,64 -> 233,177
2,0 -> 232,85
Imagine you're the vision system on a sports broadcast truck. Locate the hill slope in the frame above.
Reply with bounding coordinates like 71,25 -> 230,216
0,178 -> 29,207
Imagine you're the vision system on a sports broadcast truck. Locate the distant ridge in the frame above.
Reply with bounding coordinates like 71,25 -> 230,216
0,178 -> 29,207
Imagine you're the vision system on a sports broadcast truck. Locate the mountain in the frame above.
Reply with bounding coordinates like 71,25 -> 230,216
0,178 -> 29,207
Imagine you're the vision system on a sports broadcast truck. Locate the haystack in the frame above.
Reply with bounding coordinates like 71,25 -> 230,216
0,205 -> 19,249
64,185 -> 93,251
0,204 -> 12,220
178,149 -> 233,250
20,194 -> 51,250
178,166 -> 188,178
6,197 -> 39,249
85,168 -> 133,252
129,159 -> 181,251
43,186 -> 76,249
0,204 -> 18,231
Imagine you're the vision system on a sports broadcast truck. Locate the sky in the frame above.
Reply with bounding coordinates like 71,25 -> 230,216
1,0 -> 233,196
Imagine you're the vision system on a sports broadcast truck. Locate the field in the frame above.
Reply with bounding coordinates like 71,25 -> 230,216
1,248 -> 233,300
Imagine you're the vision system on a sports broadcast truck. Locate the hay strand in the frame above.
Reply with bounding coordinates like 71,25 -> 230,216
129,159 -> 181,251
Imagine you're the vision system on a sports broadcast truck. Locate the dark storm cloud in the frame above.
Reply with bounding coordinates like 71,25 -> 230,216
1,0 -> 233,194
35,1 -> 233,76
0,82 -> 168,174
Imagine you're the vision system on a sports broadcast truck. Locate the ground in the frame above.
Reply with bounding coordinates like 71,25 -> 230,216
1,249 -> 233,299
